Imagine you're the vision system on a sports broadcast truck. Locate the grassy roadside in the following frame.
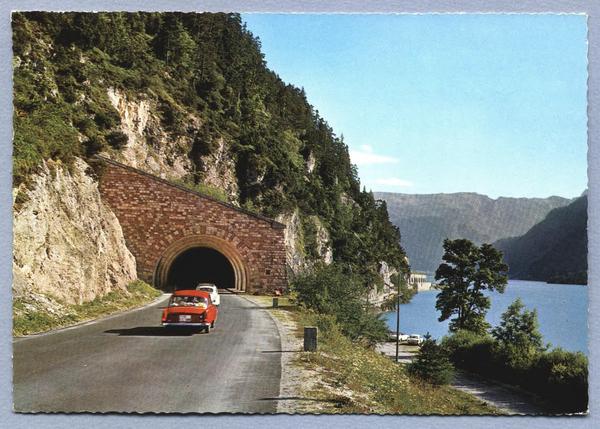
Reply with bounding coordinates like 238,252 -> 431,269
13,280 -> 162,336
249,295 -> 501,415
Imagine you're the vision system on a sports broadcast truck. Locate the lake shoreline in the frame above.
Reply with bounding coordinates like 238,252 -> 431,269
384,279 -> 588,354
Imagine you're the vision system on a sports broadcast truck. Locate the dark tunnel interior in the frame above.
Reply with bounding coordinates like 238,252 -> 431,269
165,247 -> 234,291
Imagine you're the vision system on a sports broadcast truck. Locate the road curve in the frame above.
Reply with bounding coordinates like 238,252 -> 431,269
13,292 -> 282,413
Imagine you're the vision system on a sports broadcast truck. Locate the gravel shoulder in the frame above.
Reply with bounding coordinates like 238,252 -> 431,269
242,296 -> 499,415
241,295 -> 328,413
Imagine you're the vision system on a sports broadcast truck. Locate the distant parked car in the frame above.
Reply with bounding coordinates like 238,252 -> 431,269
407,334 -> 424,345
195,283 -> 220,306
388,331 -> 410,342
162,290 -> 218,333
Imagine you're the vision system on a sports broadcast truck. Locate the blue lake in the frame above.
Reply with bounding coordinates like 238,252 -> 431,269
384,280 -> 588,354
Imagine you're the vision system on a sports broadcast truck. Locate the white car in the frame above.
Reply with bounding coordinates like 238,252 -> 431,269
407,334 -> 424,345
388,331 -> 410,342
195,283 -> 220,306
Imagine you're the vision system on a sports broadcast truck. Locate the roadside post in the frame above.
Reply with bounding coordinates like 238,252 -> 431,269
272,297 -> 279,308
304,327 -> 318,352
395,276 -> 402,363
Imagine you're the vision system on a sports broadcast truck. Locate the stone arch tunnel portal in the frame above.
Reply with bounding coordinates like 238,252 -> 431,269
165,247 -> 235,292
98,157 -> 287,294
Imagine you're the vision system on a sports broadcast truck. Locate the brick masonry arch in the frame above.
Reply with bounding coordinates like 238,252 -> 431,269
97,157 -> 287,294
154,235 -> 248,291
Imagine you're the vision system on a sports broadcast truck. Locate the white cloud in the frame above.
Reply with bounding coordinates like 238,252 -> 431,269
349,146 -> 398,166
372,177 -> 414,188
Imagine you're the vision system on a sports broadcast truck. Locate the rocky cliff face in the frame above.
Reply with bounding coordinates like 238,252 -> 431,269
106,87 -> 193,180
12,158 -> 137,306
312,216 -> 333,265
276,210 -> 307,275
368,261 -> 398,306
276,209 -> 334,276
12,12 -> 407,310
106,88 -> 240,203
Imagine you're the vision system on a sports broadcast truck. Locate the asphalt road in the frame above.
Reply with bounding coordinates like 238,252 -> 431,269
13,292 -> 282,413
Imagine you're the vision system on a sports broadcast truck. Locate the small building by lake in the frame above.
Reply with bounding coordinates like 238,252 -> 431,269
409,271 -> 432,292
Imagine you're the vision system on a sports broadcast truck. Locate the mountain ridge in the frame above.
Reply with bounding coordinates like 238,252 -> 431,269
375,191 -> 572,273
493,195 -> 587,285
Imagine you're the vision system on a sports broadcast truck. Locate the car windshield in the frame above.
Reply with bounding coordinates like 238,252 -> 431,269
169,295 -> 208,307
198,287 -> 214,293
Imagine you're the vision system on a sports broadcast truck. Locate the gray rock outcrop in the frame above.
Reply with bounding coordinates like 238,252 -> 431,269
13,158 -> 137,305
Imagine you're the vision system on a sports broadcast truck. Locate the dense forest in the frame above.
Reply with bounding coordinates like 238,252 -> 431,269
12,12 -> 408,290
494,195 -> 588,285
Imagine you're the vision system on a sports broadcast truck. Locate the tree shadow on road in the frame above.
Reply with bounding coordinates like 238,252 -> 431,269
104,327 -> 203,337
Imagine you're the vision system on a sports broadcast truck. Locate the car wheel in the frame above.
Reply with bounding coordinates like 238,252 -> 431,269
210,320 -> 215,329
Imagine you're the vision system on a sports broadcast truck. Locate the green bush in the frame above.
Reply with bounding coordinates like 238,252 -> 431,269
441,329 -> 495,374
408,334 -> 455,385
292,263 -> 388,345
83,134 -> 106,156
441,329 -> 588,413
172,177 -> 229,203
491,298 -> 545,372
105,130 -> 129,149
530,348 -> 588,413
94,109 -> 121,129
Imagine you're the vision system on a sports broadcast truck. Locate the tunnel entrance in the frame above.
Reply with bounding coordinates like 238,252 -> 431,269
165,247 -> 235,292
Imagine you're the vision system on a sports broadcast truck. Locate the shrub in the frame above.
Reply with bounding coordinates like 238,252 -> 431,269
74,116 -> 96,135
291,263 -> 388,345
492,298 -> 545,371
105,130 -> 129,149
172,178 -> 229,203
83,134 -> 105,156
408,334 -> 455,385
441,330 -> 495,374
94,109 -> 121,129
441,330 -> 588,413
529,348 -> 588,413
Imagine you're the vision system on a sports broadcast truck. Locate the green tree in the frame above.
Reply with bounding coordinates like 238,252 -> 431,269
153,15 -> 196,71
492,298 -> 545,370
292,263 -> 388,345
435,239 -> 508,334
408,333 -> 455,385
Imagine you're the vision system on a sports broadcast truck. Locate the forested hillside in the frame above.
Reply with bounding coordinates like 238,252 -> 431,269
494,195 -> 588,285
375,192 -> 569,273
12,12 -> 407,294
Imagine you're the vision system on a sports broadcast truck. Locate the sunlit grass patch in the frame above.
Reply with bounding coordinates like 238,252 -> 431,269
252,294 -> 501,415
13,280 -> 161,336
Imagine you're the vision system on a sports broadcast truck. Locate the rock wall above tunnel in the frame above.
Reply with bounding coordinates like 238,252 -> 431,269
97,157 -> 287,294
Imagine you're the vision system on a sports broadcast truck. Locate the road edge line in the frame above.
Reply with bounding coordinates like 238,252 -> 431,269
236,294 -> 284,412
13,293 -> 171,343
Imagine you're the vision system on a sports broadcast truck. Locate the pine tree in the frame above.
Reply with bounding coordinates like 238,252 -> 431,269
492,298 -> 545,370
408,333 -> 455,385
435,239 -> 508,334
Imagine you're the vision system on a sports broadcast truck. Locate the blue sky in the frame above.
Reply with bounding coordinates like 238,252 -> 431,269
241,14 -> 588,199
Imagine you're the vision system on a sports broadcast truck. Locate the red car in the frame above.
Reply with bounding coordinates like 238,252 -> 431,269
161,290 -> 218,333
